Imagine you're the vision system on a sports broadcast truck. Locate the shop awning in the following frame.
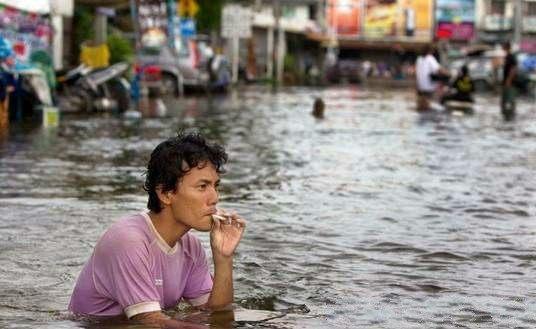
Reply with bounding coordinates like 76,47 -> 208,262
307,32 -> 433,51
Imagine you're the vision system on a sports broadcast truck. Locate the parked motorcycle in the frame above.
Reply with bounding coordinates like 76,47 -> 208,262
7,66 -> 55,121
57,62 -> 131,113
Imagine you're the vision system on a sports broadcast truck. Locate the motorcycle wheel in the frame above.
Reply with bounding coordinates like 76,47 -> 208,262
72,89 -> 93,113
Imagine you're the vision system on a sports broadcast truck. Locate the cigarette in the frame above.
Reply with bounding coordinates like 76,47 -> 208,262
212,214 -> 232,224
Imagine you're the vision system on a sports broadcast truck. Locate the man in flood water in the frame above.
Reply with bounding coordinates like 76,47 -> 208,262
311,97 -> 325,119
69,132 -> 246,328
415,44 -> 448,111
501,41 -> 517,121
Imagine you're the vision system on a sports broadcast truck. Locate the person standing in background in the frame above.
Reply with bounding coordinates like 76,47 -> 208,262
0,37 -> 15,133
415,44 -> 448,111
501,42 -> 517,121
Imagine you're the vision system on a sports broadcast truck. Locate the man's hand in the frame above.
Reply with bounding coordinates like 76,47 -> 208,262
210,211 -> 246,258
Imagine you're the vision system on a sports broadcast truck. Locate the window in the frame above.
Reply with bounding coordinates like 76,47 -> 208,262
525,1 -> 536,16
490,0 -> 505,15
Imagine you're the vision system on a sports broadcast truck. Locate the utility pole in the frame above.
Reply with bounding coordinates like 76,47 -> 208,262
275,0 -> 285,85
513,0 -> 523,48
267,26 -> 274,79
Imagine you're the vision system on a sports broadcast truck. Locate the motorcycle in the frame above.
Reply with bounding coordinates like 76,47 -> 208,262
57,62 -> 131,113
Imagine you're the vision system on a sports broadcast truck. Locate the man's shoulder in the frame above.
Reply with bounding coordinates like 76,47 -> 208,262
100,213 -> 149,247
426,54 -> 439,64
509,54 -> 518,64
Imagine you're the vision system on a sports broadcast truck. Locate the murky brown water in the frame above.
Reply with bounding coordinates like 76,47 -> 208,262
1,86 -> 536,328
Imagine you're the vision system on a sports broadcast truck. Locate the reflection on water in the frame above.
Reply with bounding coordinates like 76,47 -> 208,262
1,86 -> 536,328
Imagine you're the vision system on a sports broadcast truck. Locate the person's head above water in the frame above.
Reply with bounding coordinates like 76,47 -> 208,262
422,44 -> 434,56
144,132 -> 228,213
312,97 -> 325,119
503,41 -> 511,53
460,65 -> 469,76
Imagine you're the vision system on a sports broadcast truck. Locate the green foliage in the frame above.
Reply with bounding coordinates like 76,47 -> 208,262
195,0 -> 224,33
284,53 -> 297,73
107,33 -> 134,64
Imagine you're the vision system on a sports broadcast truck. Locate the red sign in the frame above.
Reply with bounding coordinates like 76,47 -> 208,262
436,22 -> 474,40
520,39 -> 536,54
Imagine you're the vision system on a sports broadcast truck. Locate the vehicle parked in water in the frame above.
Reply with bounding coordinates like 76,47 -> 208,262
448,47 -> 534,94
136,37 -> 231,95
57,62 -> 130,113
325,59 -> 362,84
8,65 -> 55,121
516,52 -> 536,96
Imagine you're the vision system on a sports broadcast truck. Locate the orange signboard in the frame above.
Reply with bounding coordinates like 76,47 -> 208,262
326,0 -> 361,35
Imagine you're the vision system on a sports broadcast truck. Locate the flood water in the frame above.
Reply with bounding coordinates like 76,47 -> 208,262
1,86 -> 536,328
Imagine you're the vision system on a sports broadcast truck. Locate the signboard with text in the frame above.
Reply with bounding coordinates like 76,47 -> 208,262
435,0 -> 475,40
132,0 -> 170,48
0,4 -> 51,62
221,4 -> 252,39
364,1 -> 397,37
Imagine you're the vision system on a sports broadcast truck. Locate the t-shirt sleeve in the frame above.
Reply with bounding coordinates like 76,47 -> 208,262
429,56 -> 440,73
182,238 -> 213,306
93,231 -> 161,318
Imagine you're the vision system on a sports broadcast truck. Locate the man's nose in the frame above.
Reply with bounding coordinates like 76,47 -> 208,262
209,186 -> 219,205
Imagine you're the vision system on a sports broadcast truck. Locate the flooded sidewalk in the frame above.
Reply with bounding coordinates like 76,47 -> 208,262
0,86 -> 535,328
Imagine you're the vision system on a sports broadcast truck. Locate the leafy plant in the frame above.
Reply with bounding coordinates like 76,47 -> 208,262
107,33 -> 134,64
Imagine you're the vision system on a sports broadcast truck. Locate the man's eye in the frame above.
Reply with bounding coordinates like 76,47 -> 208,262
198,184 -> 207,190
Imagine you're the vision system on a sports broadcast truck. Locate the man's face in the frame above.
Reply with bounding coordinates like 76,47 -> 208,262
168,162 -> 220,232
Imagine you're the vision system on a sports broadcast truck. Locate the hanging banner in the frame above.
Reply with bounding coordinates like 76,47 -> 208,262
0,4 -> 51,62
435,0 -> 475,40
326,0 -> 361,36
364,0 -> 397,37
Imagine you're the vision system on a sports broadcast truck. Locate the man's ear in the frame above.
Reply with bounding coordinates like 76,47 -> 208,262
156,186 -> 173,207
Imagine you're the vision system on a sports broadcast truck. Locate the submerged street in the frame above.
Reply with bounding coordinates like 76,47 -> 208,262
1,86 -> 536,328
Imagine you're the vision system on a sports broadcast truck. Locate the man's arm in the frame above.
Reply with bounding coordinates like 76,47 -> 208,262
205,213 -> 246,310
132,311 -> 207,329
206,252 -> 234,309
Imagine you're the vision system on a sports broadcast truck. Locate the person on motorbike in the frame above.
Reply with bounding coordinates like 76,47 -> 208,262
440,65 -> 474,104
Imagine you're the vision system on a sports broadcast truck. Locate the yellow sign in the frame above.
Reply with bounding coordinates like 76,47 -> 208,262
80,43 -> 110,68
178,0 -> 199,17
364,3 -> 397,37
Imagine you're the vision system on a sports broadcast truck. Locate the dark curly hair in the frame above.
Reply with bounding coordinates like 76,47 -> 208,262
144,132 -> 228,213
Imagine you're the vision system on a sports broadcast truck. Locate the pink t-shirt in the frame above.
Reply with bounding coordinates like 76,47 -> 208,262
69,212 -> 213,318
